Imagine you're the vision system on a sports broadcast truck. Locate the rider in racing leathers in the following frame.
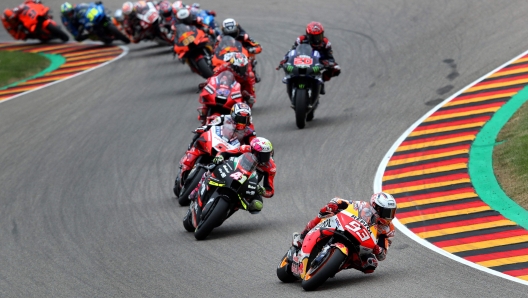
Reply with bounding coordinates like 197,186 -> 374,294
1,7 -> 30,40
175,103 -> 276,200
216,18 -> 262,83
60,2 -> 93,42
210,52 -> 257,106
293,192 -> 397,274
190,136 -> 276,213
278,21 -> 341,95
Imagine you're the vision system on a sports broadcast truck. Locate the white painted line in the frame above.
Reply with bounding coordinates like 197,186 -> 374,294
373,49 -> 528,286
0,45 -> 129,105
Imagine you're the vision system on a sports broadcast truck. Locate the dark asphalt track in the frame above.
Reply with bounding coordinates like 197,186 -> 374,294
0,0 -> 527,296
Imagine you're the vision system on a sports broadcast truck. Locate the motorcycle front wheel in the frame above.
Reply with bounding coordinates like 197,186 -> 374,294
301,247 -> 346,291
178,167 -> 206,206
196,58 -> 213,79
194,196 -> 229,240
46,23 -> 69,42
277,252 -> 298,283
294,88 -> 308,129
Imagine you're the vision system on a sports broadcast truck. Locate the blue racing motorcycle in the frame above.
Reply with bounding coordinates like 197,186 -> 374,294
78,3 -> 130,44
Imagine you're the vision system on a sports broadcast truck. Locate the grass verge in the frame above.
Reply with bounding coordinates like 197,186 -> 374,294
0,51 -> 50,87
493,102 -> 528,210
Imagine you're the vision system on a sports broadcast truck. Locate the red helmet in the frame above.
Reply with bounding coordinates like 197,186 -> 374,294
230,102 -> 251,131
306,21 -> 324,45
3,8 -> 14,20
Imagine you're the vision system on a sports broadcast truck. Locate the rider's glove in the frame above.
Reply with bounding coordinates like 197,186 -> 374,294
239,145 -> 251,153
213,155 -> 224,164
312,65 -> 320,73
257,185 -> 266,195
209,10 -> 216,16
276,59 -> 287,70
286,65 -> 294,73
248,47 -> 256,54
95,1 -> 102,5
326,201 -> 339,213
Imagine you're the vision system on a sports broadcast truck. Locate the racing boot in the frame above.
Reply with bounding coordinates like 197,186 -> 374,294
248,197 -> 263,214
360,253 -> 378,274
320,83 -> 326,95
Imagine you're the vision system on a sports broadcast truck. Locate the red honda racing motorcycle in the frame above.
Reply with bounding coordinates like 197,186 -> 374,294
276,205 -> 381,291
196,70 -> 245,125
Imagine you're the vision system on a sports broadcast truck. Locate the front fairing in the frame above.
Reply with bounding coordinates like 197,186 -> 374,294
200,71 -> 242,108
195,126 -> 240,156
214,36 -> 244,60
200,154 -> 259,210
284,44 -> 323,81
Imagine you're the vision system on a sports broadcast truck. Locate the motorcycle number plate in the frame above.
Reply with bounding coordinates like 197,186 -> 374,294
147,12 -> 158,23
182,35 -> 196,46
86,8 -> 99,22
293,55 -> 313,68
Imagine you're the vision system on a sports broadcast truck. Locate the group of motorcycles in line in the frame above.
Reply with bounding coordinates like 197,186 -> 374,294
1,1 -> 383,292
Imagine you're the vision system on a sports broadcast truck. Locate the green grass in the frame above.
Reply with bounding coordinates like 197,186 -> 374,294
493,102 -> 528,210
0,51 -> 50,87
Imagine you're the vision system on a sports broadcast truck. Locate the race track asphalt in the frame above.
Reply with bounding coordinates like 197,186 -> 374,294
0,0 -> 527,296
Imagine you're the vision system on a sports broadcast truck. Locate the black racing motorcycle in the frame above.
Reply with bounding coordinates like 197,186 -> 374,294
279,43 -> 326,129
183,152 -> 261,240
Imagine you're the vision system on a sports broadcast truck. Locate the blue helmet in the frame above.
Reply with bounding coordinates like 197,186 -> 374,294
60,2 -> 74,17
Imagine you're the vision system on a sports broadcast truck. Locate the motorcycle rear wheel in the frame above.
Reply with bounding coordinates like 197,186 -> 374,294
46,24 -> 69,42
194,196 -> 229,240
295,89 -> 308,129
277,252 -> 298,283
301,247 -> 346,291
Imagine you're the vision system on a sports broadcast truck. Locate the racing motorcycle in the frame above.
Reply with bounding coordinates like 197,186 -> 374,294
14,2 -> 69,42
278,43 -> 327,129
173,23 -> 214,79
196,70 -> 245,125
183,152 -> 261,240
276,205 -> 381,291
135,1 -> 171,45
174,125 -> 240,206
211,35 -> 248,68
77,3 -> 130,44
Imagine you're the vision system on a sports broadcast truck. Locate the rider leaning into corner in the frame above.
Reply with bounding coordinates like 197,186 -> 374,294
215,18 -> 263,83
2,0 -> 62,41
293,192 -> 397,274
175,103 -> 276,204
191,136 -> 276,213
208,52 -> 257,106
120,1 -> 142,43
61,1 -> 108,42
278,21 -> 341,95
1,6 -> 30,40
